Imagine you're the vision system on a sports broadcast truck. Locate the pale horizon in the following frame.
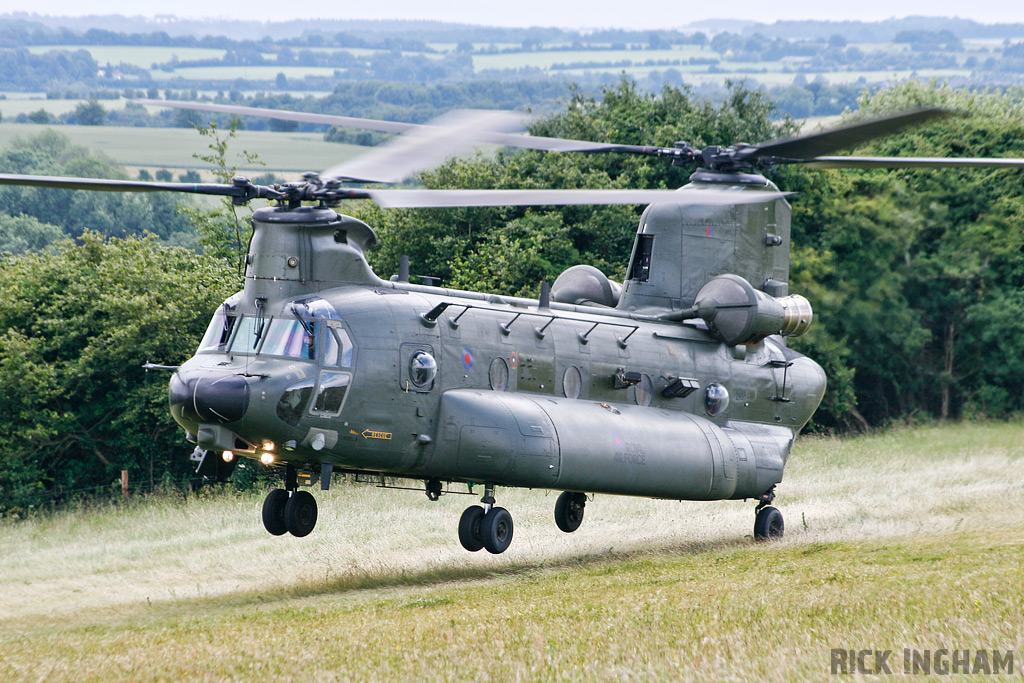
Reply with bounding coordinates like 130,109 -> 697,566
1,2 -> 1021,31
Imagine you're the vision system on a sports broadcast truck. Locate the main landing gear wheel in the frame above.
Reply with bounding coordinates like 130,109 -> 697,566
554,491 -> 587,533
754,505 -> 784,541
458,505 -> 486,552
285,490 -> 318,537
262,489 -> 289,536
481,507 -> 514,554
459,484 -> 514,554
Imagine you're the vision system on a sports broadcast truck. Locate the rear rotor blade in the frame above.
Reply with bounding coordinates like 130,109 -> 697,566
741,108 -> 950,161
799,156 -> 1024,170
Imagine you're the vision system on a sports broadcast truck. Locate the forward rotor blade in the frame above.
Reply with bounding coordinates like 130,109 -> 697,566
139,99 -> 616,153
0,173 -> 267,199
798,156 -> 1024,170
323,109 -> 529,184
364,188 -> 791,208
134,99 -> 422,135
742,108 -> 951,161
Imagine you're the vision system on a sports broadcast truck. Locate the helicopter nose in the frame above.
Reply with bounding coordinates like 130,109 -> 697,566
169,371 -> 250,425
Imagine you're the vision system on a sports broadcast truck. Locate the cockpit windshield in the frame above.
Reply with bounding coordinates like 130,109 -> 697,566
219,297 -> 351,363
228,315 -> 264,354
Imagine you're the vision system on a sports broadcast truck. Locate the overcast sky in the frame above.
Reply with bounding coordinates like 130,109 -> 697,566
2,1 -> 1021,30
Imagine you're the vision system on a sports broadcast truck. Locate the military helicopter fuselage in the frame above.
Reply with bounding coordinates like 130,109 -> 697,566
169,175 -> 825,552
6,104 -> 1016,554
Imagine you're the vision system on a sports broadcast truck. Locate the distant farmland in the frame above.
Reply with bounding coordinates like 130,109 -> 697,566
0,123 -> 364,178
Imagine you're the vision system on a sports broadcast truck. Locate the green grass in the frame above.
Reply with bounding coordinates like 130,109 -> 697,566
1,422 -> 1022,680
0,123 -> 366,177
0,98 -> 142,117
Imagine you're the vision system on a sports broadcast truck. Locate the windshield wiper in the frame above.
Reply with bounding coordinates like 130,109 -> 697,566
252,297 -> 267,349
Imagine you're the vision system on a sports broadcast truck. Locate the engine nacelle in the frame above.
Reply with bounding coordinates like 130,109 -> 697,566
551,265 -> 621,307
690,274 -> 812,346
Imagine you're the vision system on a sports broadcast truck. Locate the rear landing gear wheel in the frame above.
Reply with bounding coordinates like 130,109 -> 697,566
285,490 -> 318,537
459,505 -> 486,552
554,491 -> 587,533
481,507 -> 514,554
262,489 -> 288,536
754,505 -> 784,541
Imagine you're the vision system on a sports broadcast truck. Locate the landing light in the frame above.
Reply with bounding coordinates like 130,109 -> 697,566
222,450 -> 235,463
262,441 -> 276,452
260,452 -> 275,465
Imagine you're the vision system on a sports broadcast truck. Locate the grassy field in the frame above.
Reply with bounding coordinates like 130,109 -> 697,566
1,422 -> 1022,680
0,123 -> 365,178
0,98 -> 143,117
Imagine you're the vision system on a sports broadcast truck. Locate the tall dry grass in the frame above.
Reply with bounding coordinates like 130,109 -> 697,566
2,422 -> 1022,680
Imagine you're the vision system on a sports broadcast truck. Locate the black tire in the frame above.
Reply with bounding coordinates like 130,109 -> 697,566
754,505 -> 784,541
458,505 -> 486,552
554,491 -> 587,533
284,490 -> 318,537
481,507 -> 514,554
262,489 -> 289,536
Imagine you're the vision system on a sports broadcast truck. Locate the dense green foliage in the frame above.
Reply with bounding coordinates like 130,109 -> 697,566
0,47 -> 99,91
0,234 -> 235,512
0,213 -> 63,254
0,130 -> 196,245
781,81 -> 1024,426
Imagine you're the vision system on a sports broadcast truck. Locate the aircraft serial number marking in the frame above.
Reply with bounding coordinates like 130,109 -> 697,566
362,430 -> 393,440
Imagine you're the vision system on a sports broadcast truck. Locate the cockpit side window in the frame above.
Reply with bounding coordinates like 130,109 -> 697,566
198,299 -> 241,353
323,324 -> 354,367
198,311 -> 237,353
311,372 -> 351,415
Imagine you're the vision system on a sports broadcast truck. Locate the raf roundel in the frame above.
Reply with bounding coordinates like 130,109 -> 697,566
462,348 -> 473,370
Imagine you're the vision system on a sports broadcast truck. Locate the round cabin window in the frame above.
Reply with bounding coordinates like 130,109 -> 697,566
409,351 -> 437,388
705,382 -> 730,416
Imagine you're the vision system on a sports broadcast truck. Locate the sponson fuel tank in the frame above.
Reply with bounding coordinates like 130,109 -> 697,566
427,390 -> 793,501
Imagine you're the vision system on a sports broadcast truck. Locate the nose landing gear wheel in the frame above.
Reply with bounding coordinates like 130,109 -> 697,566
285,490 -> 318,537
458,505 -> 486,552
262,489 -> 288,536
481,507 -> 514,554
754,505 -> 784,541
554,491 -> 587,532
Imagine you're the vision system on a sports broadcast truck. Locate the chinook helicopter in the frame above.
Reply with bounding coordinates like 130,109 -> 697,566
3,103 -> 1023,555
